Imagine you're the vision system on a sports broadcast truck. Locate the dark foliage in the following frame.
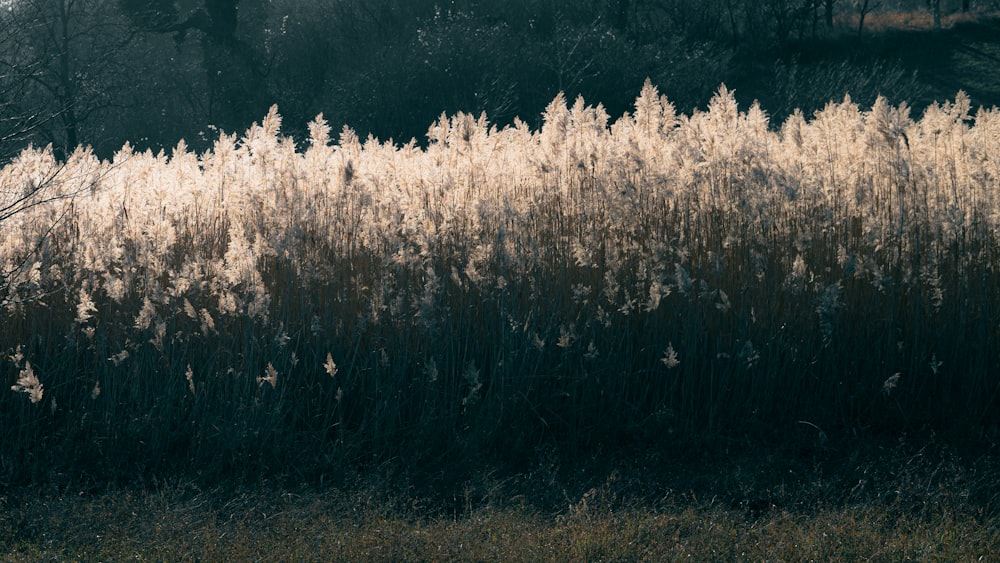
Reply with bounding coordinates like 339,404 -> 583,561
3,0 -> 997,158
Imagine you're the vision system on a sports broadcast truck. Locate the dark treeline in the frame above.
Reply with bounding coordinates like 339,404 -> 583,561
0,0 -> 992,160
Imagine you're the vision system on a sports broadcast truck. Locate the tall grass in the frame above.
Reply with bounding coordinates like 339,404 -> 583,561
1,82 -> 998,483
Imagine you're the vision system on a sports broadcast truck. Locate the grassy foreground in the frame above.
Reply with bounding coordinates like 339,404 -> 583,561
3,440 -> 998,561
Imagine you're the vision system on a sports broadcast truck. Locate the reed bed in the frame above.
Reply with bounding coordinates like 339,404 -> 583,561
1,81 -> 998,483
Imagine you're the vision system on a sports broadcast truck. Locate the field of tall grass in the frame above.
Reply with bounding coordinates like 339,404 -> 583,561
1,81 -> 998,484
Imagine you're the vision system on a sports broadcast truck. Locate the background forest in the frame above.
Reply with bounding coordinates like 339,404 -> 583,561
1,0 -> 999,163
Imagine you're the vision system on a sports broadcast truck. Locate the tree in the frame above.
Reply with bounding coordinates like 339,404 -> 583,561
825,0 -> 838,27
2,0 -> 135,159
0,10 -> 53,162
118,0 -> 272,133
855,0 -> 879,40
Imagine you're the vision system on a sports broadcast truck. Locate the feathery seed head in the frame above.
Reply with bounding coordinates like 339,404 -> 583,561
662,343 -> 680,369
324,353 -> 338,378
11,362 -> 43,404
259,362 -> 278,388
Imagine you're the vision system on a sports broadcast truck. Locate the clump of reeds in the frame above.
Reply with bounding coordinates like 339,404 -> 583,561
1,81 -> 997,483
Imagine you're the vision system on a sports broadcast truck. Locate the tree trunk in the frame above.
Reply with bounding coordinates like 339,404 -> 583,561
121,0 -> 264,133
963,0 -> 970,13
857,0 -> 870,41
825,0 -> 835,27
933,0 -> 942,30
